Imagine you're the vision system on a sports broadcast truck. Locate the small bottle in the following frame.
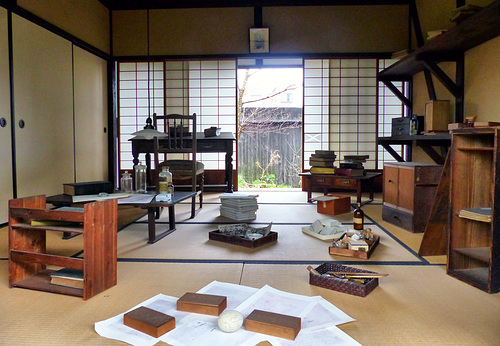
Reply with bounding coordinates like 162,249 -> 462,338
410,115 -> 419,135
134,161 -> 147,193
158,166 -> 172,194
353,203 -> 364,230
120,171 -> 133,193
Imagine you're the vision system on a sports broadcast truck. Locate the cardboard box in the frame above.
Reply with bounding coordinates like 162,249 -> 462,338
209,230 -> 278,248
313,194 -> 351,215
124,306 -> 175,338
177,292 -> 227,316
309,263 -> 379,297
425,100 -> 450,132
245,310 -> 301,340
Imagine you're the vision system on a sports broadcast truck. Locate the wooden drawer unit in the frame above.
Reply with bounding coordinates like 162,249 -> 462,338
383,162 -> 442,233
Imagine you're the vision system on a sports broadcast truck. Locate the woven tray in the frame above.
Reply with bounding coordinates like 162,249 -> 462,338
209,230 -> 278,248
309,263 -> 379,297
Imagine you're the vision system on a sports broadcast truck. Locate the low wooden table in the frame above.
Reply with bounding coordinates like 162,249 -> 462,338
299,172 -> 382,206
118,191 -> 197,244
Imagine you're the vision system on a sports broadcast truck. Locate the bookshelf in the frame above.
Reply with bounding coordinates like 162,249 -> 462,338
448,128 -> 500,293
8,195 -> 118,300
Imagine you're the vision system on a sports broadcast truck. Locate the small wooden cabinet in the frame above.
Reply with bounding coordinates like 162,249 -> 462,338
382,162 -> 442,233
448,128 -> 500,293
8,195 -> 118,300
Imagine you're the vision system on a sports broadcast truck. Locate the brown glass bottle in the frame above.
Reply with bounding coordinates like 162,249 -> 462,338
353,203 -> 364,230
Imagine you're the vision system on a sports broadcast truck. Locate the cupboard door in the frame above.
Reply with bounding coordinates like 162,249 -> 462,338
383,165 -> 399,207
0,8 -> 13,223
12,15 -> 74,197
73,46 -> 108,182
398,167 -> 415,212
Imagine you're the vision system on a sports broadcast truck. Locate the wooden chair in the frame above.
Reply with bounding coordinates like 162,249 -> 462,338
153,113 -> 203,218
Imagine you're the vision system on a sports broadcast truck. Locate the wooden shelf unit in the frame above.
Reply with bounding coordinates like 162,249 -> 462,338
448,128 -> 500,293
8,195 -> 118,300
378,1 -> 500,123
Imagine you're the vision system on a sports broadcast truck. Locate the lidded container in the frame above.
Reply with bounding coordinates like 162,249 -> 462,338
134,161 -> 147,193
158,166 -> 173,195
120,171 -> 133,193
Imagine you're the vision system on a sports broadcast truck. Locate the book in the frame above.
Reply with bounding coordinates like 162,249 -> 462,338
72,192 -> 130,203
335,168 -> 365,177
63,181 -> 113,196
50,268 -> 84,289
314,150 -> 336,157
343,155 -> 369,163
340,162 -> 363,169
310,167 -> 336,174
309,159 -> 335,168
458,207 -> 491,223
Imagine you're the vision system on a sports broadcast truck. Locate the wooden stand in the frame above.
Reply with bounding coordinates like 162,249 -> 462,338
8,195 -> 118,300
447,128 -> 500,293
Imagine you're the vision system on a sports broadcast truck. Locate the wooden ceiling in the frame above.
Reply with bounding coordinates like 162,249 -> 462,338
98,0 -> 410,11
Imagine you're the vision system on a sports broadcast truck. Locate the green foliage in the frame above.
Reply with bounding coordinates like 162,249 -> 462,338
238,173 -> 292,189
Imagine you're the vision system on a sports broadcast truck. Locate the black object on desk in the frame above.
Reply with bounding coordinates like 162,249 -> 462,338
130,132 -> 235,192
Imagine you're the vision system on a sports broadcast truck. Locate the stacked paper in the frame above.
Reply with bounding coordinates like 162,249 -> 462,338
219,193 -> 259,221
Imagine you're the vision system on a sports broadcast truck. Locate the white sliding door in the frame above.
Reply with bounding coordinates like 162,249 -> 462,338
0,8 -> 13,223
12,14 -> 74,197
73,46 -> 108,182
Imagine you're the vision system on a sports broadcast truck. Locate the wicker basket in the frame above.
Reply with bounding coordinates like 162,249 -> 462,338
309,263 -> 379,297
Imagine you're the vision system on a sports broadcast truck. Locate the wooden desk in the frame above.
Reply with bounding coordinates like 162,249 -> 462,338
130,132 -> 235,192
300,172 -> 382,206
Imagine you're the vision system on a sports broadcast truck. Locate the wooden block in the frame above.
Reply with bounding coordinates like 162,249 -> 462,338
425,100 -> 450,131
124,306 -> 175,338
313,194 -> 351,215
177,292 -> 227,316
245,310 -> 301,340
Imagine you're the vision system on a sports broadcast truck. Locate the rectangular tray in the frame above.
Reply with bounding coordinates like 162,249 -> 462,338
209,230 -> 278,248
329,234 -> 379,259
309,263 -> 379,297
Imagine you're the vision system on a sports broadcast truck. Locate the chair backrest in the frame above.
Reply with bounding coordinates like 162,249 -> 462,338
153,113 -> 197,193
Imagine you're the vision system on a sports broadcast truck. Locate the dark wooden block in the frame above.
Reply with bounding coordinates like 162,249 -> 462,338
124,306 -> 175,338
245,309 -> 301,340
177,292 -> 227,316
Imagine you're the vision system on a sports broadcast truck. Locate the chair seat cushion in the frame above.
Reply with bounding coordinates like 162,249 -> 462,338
160,160 -> 204,175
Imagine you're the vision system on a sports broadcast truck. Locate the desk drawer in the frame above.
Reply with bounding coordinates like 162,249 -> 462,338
197,140 -> 229,152
331,178 -> 357,189
310,176 -> 333,186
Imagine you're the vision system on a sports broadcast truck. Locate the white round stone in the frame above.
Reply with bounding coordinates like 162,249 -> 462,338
217,310 -> 244,333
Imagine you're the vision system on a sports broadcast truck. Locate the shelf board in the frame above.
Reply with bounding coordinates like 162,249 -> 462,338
447,267 -> 492,292
11,223 -> 84,234
11,270 -> 83,298
457,147 -> 494,152
378,1 -> 500,81
453,247 -> 490,263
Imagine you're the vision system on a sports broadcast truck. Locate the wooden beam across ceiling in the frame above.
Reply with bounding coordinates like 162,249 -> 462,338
98,0 -> 410,11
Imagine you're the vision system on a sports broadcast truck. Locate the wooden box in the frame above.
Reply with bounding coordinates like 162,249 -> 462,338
425,100 -> 450,132
309,263 -> 379,297
209,230 -> 278,248
176,292 -> 227,316
312,194 -> 351,215
245,309 -> 301,340
124,306 -> 175,338
329,233 -> 380,259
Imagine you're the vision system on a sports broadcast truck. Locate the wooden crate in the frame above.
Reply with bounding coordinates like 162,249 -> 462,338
176,292 -> 227,316
312,194 -> 351,215
329,233 -> 379,259
124,306 -> 175,338
245,309 -> 301,340
309,263 -> 379,297
209,230 -> 277,248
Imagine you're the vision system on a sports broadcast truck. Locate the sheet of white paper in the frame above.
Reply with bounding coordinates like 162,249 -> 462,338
301,297 -> 355,331
95,294 -> 189,346
234,284 -> 320,319
196,280 -> 259,310
277,325 -> 361,346
117,194 -> 155,204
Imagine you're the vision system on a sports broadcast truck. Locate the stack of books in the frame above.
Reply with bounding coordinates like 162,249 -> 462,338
309,150 -> 337,174
219,193 -> 259,221
336,155 -> 369,177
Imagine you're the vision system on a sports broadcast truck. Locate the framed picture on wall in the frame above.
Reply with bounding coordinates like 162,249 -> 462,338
249,28 -> 269,53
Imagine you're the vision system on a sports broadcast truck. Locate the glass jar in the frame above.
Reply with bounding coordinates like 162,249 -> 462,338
158,166 -> 173,194
120,171 -> 133,193
134,162 -> 147,193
